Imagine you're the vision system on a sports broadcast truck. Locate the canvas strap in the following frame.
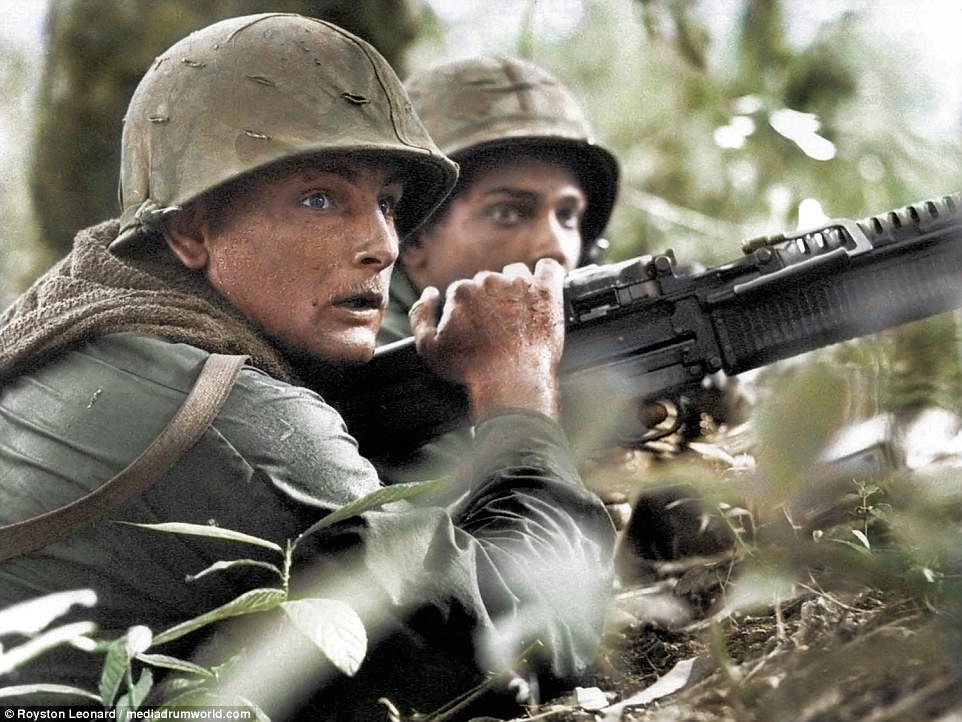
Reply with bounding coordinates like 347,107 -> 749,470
0,353 -> 249,561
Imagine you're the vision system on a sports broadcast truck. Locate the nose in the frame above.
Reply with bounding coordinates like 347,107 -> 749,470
353,212 -> 399,270
525,214 -> 580,272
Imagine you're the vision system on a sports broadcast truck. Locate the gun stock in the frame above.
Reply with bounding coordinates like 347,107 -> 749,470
324,193 -> 962,459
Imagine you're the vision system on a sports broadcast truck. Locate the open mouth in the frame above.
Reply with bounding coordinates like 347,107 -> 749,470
332,290 -> 384,312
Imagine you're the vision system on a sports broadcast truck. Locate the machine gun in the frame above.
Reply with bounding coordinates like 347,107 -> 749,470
325,193 -> 962,460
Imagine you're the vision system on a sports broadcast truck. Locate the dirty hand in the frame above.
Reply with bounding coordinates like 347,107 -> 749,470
410,258 -> 565,421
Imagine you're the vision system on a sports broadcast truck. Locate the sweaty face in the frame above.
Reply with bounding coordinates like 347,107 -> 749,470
403,159 -> 586,293
194,159 -> 403,365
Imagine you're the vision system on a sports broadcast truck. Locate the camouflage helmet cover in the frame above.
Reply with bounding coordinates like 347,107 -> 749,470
115,13 -> 458,248
404,55 -> 619,244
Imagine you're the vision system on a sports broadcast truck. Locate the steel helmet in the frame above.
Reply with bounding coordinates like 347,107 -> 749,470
114,13 -> 458,249
404,55 -> 619,248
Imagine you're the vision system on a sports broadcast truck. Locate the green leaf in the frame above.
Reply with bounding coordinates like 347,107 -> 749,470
0,683 -> 101,702
295,479 -> 446,547
152,588 -> 287,647
281,598 -> 367,677
118,522 -> 282,553
99,639 -> 128,708
851,529 -> 872,550
135,654 -> 214,679
210,653 -> 242,680
185,559 -> 283,584
115,668 -> 153,716
154,676 -> 207,696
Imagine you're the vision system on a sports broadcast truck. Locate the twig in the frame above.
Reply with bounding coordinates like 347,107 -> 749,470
740,644 -> 788,684
797,577 -> 863,613
773,594 -> 787,641
652,550 -> 733,576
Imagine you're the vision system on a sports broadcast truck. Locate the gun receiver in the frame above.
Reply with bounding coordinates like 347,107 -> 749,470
324,194 -> 962,459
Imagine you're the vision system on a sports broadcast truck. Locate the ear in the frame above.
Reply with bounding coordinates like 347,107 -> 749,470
162,202 -> 212,270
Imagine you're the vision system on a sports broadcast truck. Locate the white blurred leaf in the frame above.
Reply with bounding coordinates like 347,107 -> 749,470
124,626 -> 153,657
0,589 -> 97,636
601,657 -> 696,718
769,108 -> 836,160
0,622 -> 97,676
688,441 -> 736,466
0,683 -> 100,702
576,686 -> 609,711
281,599 -> 367,677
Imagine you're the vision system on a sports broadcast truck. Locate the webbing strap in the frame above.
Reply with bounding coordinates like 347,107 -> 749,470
0,353 -> 249,561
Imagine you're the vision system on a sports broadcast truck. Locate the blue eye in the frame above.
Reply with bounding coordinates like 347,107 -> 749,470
301,192 -> 333,209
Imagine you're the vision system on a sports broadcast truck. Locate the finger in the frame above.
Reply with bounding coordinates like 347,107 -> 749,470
410,286 -> 441,353
440,278 -> 473,326
533,257 -> 564,286
502,261 -> 533,279
444,277 -> 471,304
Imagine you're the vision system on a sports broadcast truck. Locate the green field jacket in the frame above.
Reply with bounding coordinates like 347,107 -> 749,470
0,332 -> 615,717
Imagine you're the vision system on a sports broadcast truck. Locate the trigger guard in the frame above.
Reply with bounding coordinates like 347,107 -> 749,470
615,398 -> 682,448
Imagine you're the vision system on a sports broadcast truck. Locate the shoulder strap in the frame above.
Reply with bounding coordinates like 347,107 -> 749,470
0,353 -> 249,562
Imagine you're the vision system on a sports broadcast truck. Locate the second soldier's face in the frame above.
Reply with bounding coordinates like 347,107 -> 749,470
403,159 -> 587,293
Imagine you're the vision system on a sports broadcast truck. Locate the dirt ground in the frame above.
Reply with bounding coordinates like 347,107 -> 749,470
509,412 -> 962,722
524,581 -> 962,722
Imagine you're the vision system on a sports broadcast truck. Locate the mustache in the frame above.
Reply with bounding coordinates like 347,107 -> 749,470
327,277 -> 388,310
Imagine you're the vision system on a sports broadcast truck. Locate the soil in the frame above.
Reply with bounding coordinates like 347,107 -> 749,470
519,576 -> 961,722
506,417 -> 962,722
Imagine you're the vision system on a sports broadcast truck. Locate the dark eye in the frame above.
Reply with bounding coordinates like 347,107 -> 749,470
556,205 -> 582,230
379,194 -> 399,218
301,192 -> 333,210
487,204 -> 523,226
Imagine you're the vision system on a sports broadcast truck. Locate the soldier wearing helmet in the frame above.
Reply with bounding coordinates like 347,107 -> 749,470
378,54 -> 619,344
372,56 -> 630,522
0,15 -> 614,719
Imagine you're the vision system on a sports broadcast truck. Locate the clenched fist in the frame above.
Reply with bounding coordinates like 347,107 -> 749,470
410,258 -> 565,421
